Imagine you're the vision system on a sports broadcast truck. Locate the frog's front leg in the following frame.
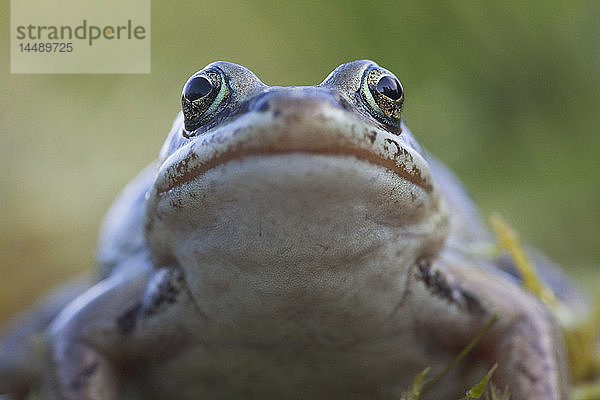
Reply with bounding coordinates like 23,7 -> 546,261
45,264 -> 202,400
412,256 -> 569,400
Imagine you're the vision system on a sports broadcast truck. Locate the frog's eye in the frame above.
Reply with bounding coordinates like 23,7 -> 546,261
360,67 -> 404,128
181,68 -> 229,136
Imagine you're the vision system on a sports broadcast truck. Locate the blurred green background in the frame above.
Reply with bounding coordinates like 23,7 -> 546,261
0,1 -> 598,326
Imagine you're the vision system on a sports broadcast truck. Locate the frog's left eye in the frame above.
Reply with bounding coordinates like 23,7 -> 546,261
181,68 -> 229,137
360,67 -> 404,129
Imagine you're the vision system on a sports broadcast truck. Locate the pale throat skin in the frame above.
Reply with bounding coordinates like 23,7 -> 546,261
0,61 -> 583,400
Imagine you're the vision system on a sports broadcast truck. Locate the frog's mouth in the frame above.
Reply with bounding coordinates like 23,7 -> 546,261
153,104 -> 433,196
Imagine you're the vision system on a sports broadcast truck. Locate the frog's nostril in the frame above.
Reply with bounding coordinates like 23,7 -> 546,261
256,99 -> 271,112
252,98 -> 282,117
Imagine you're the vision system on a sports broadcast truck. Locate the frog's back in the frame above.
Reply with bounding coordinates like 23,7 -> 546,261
428,151 -> 587,313
427,153 -> 492,246
96,163 -> 157,279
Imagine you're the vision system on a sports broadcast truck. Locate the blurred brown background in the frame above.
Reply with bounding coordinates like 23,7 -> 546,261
1,1 -> 599,326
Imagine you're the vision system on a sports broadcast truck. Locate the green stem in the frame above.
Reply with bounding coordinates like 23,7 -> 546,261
421,315 -> 499,397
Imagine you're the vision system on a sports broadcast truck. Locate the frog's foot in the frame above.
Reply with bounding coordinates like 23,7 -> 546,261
42,273 -> 145,400
0,276 -> 92,399
44,265 -> 203,400
414,257 -> 569,400
492,312 -> 569,400
44,343 -> 119,400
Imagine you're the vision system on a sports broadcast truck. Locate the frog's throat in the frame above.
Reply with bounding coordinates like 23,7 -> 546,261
146,152 -> 447,278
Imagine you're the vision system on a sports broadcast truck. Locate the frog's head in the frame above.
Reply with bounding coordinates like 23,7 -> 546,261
145,61 -> 448,282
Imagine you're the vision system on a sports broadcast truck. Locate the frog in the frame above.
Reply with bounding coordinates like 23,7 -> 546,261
0,60 -> 588,400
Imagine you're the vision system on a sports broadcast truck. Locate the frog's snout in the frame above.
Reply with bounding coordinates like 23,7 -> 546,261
250,88 -> 352,117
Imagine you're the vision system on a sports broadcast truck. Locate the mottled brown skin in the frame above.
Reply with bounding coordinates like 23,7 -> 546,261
0,61 -> 585,400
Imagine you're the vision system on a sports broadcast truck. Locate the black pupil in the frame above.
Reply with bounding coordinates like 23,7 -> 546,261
184,76 -> 213,101
376,75 -> 402,100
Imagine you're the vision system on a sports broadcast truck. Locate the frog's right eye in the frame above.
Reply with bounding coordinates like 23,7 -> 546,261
359,66 -> 404,131
181,68 -> 229,137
